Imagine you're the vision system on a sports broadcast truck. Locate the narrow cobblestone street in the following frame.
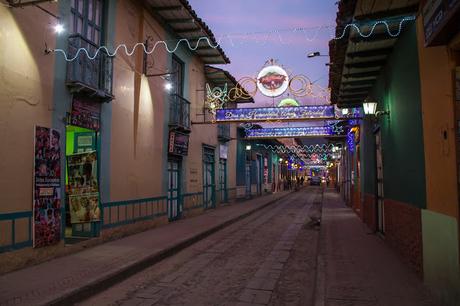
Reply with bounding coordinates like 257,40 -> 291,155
79,188 -> 322,306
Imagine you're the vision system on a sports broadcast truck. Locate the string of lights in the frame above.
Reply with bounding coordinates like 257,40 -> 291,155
257,144 -> 340,153
53,17 -> 416,62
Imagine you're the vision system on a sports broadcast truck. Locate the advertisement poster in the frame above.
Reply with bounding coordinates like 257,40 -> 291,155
70,97 -> 101,131
67,151 -> 100,223
33,126 -> 61,248
69,193 -> 101,223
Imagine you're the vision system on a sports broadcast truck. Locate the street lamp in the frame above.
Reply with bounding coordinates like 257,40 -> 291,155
307,51 -> 328,58
363,101 -> 377,115
245,145 -> 252,151
363,98 -> 390,118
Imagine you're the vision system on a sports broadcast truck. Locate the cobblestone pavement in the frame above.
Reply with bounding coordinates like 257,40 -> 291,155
79,187 -> 323,306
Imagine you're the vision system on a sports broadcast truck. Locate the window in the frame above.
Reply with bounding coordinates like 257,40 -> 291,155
71,0 -> 104,45
171,55 -> 184,96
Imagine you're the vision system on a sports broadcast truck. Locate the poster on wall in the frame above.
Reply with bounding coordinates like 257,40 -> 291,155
69,193 -> 101,223
66,151 -> 100,223
67,151 -> 99,194
70,97 -> 101,131
33,126 -> 61,248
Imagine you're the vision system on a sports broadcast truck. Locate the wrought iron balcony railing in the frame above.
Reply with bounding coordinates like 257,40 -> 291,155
217,124 -> 231,142
66,34 -> 113,99
169,94 -> 191,132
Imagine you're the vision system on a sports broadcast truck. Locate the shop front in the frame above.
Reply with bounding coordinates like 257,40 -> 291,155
64,96 -> 102,242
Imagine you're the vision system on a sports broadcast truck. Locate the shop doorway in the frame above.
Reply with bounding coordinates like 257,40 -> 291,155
375,130 -> 385,234
218,159 -> 228,203
168,160 -> 182,221
245,161 -> 251,198
203,147 -> 216,209
256,154 -> 262,196
65,125 -> 101,242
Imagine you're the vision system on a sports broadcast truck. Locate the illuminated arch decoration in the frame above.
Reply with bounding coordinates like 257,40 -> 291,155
245,126 -> 345,139
278,98 -> 299,107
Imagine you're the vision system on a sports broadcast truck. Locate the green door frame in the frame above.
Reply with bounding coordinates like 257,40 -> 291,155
203,146 -> 216,209
168,159 -> 182,221
219,159 -> 228,203
66,127 -> 101,239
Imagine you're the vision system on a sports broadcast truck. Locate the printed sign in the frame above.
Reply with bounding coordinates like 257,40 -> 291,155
33,126 -> 61,248
70,97 -> 101,131
257,65 -> 289,97
168,131 -> 189,156
219,143 -> 229,159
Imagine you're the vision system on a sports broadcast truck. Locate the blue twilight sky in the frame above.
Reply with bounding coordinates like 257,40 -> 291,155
189,0 -> 339,106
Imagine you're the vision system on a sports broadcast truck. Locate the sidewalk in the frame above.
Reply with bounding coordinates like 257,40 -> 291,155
0,191 -> 292,306
315,189 -> 436,306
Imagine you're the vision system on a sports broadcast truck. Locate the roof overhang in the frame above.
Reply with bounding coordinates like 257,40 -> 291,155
146,0 -> 230,65
329,0 -> 420,108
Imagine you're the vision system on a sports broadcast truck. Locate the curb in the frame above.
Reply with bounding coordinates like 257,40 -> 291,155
313,187 -> 326,306
47,191 -> 295,306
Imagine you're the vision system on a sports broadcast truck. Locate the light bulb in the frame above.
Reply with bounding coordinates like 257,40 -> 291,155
54,24 -> 64,34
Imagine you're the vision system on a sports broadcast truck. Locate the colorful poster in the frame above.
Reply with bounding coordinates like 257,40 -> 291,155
33,126 -> 61,248
67,151 -> 99,195
70,97 -> 101,131
67,151 -> 100,223
69,193 -> 101,223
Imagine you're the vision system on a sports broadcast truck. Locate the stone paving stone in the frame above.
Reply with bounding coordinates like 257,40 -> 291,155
253,269 -> 282,279
246,277 -> 277,291
239,288 -> 272,304
259,261 -> 285,271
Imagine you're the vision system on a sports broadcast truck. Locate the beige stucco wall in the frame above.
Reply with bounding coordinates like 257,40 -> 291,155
0,4 -> 57,213
416,19 -> 459,219
186,56 -> 218,194
110,0 -> 167,201
0,3 -> 58,249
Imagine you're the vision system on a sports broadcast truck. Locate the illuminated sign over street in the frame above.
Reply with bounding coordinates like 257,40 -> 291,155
216,105 -> 336,122
245,126 -> 345,139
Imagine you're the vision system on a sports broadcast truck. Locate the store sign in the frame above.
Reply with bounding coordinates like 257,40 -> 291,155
422,0 -> 460,45
70,97 -> 101,131
257,65 -> 289,97
33,126 -> 61,248
245,126 -> 338,139
168,131 -> 189,156
220,143 -> 229,159
216,105 -> 336,122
